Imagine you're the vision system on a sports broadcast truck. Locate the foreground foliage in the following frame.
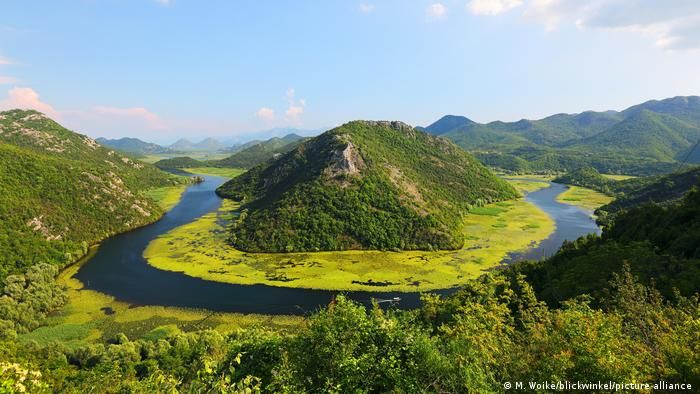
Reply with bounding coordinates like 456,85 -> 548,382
1,269 -> 698,393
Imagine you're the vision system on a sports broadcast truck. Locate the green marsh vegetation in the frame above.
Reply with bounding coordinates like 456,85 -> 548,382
556,186 -> 614,212
183,167 -> 246,178
145,176 -> 558,292
144,184 -> 190,211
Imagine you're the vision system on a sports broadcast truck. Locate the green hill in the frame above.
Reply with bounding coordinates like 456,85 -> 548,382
169,137 -> 225,152
0,109 -> 182,280
596,167 -> 700,221
211,134 -> 307,168
553,166 -> 615,194
423,115 -> 476,135
623,95 -> 700,124
154,156 -> 204,169
569,110 -> 700,162
426,110 -> 622,148
96,137 -> 172,155
217,120 -> 518,253
426,96 -> 700,174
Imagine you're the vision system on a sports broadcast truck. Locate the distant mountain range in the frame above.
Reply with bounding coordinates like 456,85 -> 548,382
425,96 -> 700,174
96,137 -> 176,155
98,126 -> 327,155
211,133 -> 308,168
220,127 -> 327,147
155,133 -> 308,169
169,137 -> 226,152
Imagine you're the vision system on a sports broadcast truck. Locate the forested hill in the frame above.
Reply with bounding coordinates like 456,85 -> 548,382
209,133 -> 307,168
428,96 -> 700,174
0,109 -> 182,280
552,165 -> 700,223
217,120 -> 518,253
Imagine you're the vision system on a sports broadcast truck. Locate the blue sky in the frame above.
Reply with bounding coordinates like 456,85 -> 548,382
1,0 -> 700,141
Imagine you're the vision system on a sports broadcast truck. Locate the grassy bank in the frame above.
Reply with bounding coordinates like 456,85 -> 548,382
184,167 -> 246,178
21,256 -> 305,347
556,185 -> 614,211
144,184 -> 190,211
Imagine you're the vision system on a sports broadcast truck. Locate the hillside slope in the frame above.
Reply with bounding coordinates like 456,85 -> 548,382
96,137 -> 172,155
217,120 -> 518,252
596,167 -> 700,221
569,110 -> 700,162
0,109 -> 181,280
427,96 -> 700,174
211,134 -> 307,168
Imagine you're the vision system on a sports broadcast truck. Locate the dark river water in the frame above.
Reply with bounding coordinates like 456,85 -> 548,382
74,176 -> 600,315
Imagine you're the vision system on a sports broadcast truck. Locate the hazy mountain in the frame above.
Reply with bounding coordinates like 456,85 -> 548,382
212,134 -> 308,168
96,137 -> 172,155
169,137 -> 226,152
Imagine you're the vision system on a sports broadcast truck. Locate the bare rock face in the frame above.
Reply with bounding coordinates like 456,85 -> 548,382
357,120 -> 416,138
325,140 -> 365,178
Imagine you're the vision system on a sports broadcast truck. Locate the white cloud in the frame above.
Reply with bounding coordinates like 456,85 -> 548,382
359,3 -> 375,13
285,105 -> 304,123
467,0 -> 523,16
0,56 -> 15,66
92,106 -> 167,130
0,87 -> 59,118
155,0 -> 170,5
285,88 -> 306,124
255,107 -> 276,122
466,0 -> 700,50
0,76 -> 17,85
427,3 -> 447,19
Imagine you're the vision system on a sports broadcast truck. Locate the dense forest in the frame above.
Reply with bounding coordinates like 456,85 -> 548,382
0,110 -> 184,281
217,121 -> 518,252
209,134 -> 306,169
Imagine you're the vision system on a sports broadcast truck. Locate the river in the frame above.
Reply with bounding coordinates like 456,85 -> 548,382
74,175 -> 600,315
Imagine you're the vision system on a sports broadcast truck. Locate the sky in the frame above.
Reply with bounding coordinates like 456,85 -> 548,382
1,0 -> 700,142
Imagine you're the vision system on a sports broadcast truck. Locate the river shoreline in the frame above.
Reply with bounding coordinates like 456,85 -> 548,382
71,176 -> 601,315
